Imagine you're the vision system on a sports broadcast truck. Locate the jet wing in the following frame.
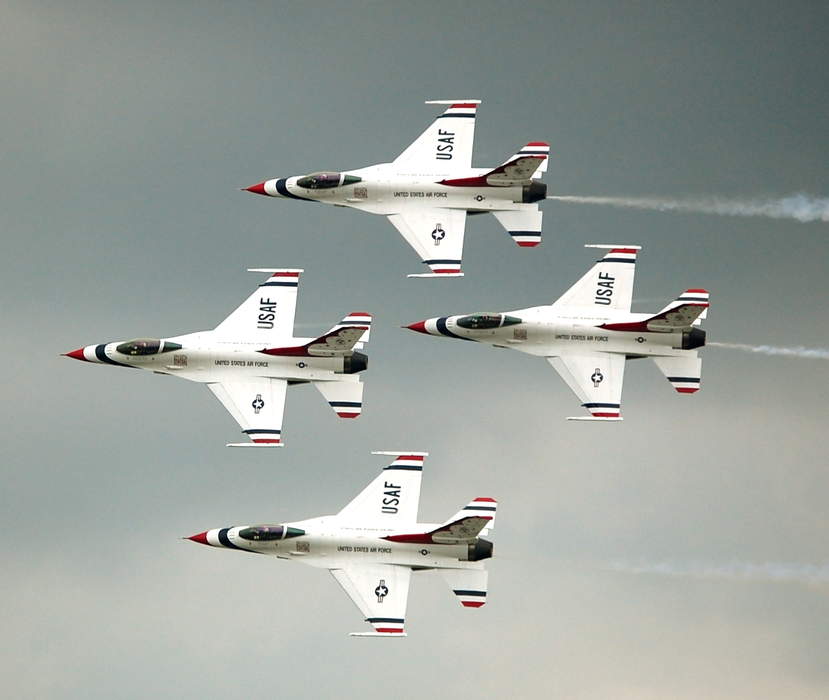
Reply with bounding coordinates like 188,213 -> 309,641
392,100 -> 479,174
547,352 -> 626,421
213,269 -> 303,344
388,208 -> 466,277
207,378 -> 288,446
337,453 -> 425,525
551,246 -> 639,314
330,564 -> 412,636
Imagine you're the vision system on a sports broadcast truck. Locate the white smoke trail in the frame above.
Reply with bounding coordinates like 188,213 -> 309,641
607,560 -> 829,584
548,193 -> 829,223
709,342 -> 829,360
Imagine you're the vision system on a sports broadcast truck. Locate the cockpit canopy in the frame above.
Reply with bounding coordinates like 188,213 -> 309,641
115,338 -> 182,356
296,172 -> 362,189
237,525 -> 306,542
456,313 -> 522,330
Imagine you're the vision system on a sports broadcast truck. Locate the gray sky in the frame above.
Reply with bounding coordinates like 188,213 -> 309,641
2,1 -> 828,698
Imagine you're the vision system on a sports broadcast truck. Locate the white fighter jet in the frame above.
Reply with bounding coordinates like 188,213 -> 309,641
187,451 -> 496,637
244,100 -> 548,278
405,245 -> 709,421
64,269 -> 370,446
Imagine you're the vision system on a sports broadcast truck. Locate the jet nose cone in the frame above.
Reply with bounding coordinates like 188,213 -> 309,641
404,320 -> 428,334
63,347 -> 88,361
244,181 -> 268,195
187,531 -> 210,545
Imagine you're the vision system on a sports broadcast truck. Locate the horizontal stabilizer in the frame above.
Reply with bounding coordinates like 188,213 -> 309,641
652,355 -> 702,394
491,209 -> 543,248
602,290 -> 709,333
261,312 -> 372,357
385,498 -> 497,544
314,378 -> 364,418
349,632 -> 408,638
439,569 -> 489,608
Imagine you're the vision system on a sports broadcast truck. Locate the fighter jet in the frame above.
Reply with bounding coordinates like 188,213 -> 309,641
244,100 -> 548,278
187,451 -> 495,637
405,245 -> 709,421
63,269 -> 370,446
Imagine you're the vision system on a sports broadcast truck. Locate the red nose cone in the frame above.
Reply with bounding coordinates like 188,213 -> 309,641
404,321 -> 428,334
244,181 -> 267,195
63,347 -> 87,361
187,531 -> 209,545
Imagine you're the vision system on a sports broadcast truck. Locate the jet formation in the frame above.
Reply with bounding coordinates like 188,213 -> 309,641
188,451 -> 496,636
64,269 -> 370,446
406,245 -> 709,420
244,100 -> 548,278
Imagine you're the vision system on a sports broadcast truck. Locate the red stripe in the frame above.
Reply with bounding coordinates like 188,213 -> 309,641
375,628 -> 405,633
433,268 -> 460,274
253,438 -> 281,444
526,141 -> 549,147
272,271 -> 300,277
517,240 -> 540,247
450,103 -> 478,109
474,497 -> 496,502
675,387 -> 699,393
396,455 -> 425,462
336,412 -> 360,418
348,312 -> 371,317
686,288 -> 708,293
591,412 -> 620,418
609,248 -> 638,254
461,601 -> 485,608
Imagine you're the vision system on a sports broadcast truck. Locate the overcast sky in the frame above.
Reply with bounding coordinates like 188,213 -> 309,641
2,1 -> 828,698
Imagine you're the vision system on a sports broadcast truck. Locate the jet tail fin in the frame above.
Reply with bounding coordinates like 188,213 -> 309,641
652,356 -> 702,394
439,568 -> 489,608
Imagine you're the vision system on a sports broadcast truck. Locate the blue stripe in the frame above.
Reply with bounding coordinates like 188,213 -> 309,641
243,429 -> 282,435
435,113 -> 475,119
436,317 -> 474,341
384,465 -> 422,471
678,297 -> 708,302
463,505 -> 496,511
582,402 -> 621,408
519,150 -> 548,155
508,230 -> 541,237
366,617 -> 405,623
600,257 -> 636,264
275,178 -> 317,202
260,281 -> 298,287
423,259 -> 462,265
453,589 -> 486,596
338,320 -> 371,325
218,528 -> 244,550
329,401 -> 361,408
95,344 -> 136,369
667,376 -> 700,382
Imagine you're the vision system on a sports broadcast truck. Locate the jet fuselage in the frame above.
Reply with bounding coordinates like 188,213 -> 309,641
66,332 -> 366,384
191,518 -> 492,571
249,166 -> 546,216
409,307 -> 706,360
